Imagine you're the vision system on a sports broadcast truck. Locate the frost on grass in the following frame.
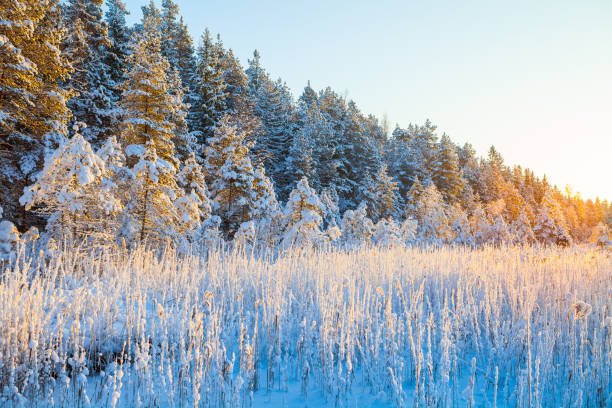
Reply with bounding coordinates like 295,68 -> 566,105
0,244 -> 610,407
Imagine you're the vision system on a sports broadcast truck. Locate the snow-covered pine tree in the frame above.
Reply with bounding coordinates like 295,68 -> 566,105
20,127 -> 121,243
104,0 -> 130,102
178,152 -> 212,222
220,48 -> 261,139
281,177 -> 325,248
1,0 -> 72,228
167,67 -> 196,161
320,187 -> 341,229
432,134 -> 465,203
192,28 -> 227,147
288,125 -> 315,186
124,143 -> 181,244
340,202 -> 374,246
97,135 -> 130,208
63,0 -> 115,146
252,77 -> 295,199
589,223 -> 611,249
386,120 -> 438,199
118,9 -> 184,244
533,190 -> 572,246
160,0 -> 196,92
290,88 -> 332,195
366,164 -> 399,222
533,205 -> 571,246
342,101 -> 384,209
244,166 -> 282,246
245,49 -> 266,95
204,117 -> 255,235
404,176 -> 424,219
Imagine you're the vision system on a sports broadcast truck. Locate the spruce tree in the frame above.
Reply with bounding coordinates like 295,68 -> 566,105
221,48 -> 260,139
104,0 -> 130,102
192,28 -> 227,146
246,49 -> 266,95
252,77 -> 295,197
63,0 -> 115,146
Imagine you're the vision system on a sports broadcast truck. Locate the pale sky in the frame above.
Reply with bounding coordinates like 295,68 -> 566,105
123,0 -> 612,201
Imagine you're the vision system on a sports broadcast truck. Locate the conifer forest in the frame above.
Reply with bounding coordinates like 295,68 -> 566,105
0,1 -> 610,407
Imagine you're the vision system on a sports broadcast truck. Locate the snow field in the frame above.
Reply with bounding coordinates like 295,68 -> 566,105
0,245 -> 610,407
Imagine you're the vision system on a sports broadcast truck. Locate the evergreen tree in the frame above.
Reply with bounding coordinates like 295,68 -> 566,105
0,206 -> 20,263
20,128 -> 121,243
160,0 -> 196,92
124,144 -> 181,244
192,28 -> 227,146
167,67 -> 196,161
178,152 -> 212,222
63,0 -> 115,146
1,0 -> 73,227
509,212 -> 535,245
252,77 -> 295,198
118,9 -> 184,244
405,176 -> 424,219
204,117 -> 255,235
248,166 -> 282,246
320,187 -> 341,229
365,164 -> 399,222
220,48 -> 261,141
533,192 -> 572,246
281,177 -> 325,248
104,0 -> 130,102
245,49 -> 266,95
432,134 -> 465,203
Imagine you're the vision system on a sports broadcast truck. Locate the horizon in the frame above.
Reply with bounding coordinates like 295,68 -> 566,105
122,0 -> 612,202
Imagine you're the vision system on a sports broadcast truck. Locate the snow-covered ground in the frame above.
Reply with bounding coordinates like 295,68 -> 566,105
0,245 -> 610,407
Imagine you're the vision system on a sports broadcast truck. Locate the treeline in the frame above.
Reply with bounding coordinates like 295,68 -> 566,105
0,0 -> 610,255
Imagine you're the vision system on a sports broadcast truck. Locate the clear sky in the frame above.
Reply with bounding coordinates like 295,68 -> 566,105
122,0 -> 612,201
